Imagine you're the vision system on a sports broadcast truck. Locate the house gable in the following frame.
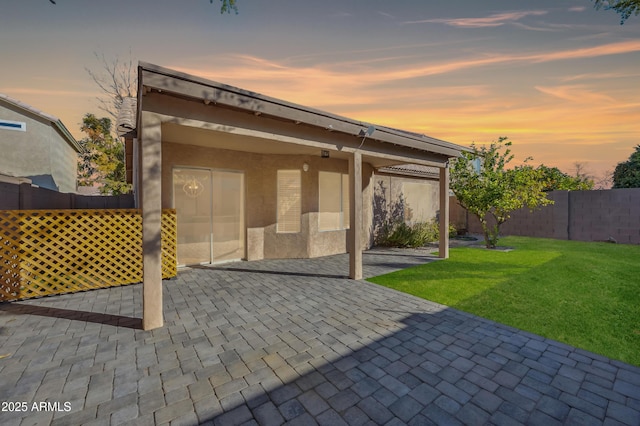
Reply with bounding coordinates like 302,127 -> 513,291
0,94 -> 80,192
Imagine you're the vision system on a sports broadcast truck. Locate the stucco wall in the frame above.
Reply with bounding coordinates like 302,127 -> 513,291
162,141 -> 374,261
373,174 -> 439,236
0,103 -> 77,193
49,129 -> 79,193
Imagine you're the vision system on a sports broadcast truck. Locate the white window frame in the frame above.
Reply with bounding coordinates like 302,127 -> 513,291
0,120 -> 26,132
277,170 -> 301,233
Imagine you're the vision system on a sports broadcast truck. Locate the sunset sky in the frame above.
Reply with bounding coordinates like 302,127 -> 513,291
2,0 -> 639,182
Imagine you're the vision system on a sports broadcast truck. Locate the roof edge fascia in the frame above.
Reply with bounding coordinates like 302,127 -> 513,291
54,120 -> 82,153
138,62 -> 469,158
0,94 -> 81,153
376,167 -> 440,180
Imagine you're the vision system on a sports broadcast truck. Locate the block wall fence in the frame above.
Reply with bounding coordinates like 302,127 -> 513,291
450,189 -> 640,245
0,182 -> 134,210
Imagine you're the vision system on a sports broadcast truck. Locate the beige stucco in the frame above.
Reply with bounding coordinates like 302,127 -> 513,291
141,87 -> 449,263
162,140 -> 375,261
135,62 -> 464,329
140,111 -> 164,330
0,101 -> 78,193
374,173 -> 440,226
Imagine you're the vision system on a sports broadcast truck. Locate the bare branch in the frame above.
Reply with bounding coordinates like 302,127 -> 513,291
85,50 -> 137,119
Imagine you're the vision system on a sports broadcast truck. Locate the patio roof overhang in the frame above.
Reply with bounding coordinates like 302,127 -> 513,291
136,62 -> 464,330
136,62 -> 468,169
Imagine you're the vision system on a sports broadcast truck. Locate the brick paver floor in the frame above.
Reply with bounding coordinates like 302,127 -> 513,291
1,249 -> 639,425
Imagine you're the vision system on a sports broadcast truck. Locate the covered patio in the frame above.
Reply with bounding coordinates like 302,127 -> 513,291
133,63 -> 467,330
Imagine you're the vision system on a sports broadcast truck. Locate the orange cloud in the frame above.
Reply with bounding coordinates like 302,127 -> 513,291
403,10 -> 548,27
560,71 -> 640,82
171,39 -> 639,181
528,40 -> 640,62
185,40 -> 640,90
535,85 -> 617,103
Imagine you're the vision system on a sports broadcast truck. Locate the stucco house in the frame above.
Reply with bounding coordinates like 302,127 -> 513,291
123,63 -> 468,329
0,94 -> 80,193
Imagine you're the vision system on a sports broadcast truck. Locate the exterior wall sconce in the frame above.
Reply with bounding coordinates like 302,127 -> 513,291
321,150 -> 330,158
303,162 -> 309,172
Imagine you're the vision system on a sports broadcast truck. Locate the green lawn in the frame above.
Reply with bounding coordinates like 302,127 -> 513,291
368,236 -> 640,366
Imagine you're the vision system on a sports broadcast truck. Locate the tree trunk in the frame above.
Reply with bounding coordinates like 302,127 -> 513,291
479,218 -> 493,249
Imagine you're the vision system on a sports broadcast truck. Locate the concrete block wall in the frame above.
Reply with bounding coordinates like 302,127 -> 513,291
0,182 -> 134,210
450,189 -> 640,244
0,182 -> 20,210
569,189 -> 640,244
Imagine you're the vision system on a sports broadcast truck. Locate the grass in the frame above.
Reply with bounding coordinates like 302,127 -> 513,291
368,236 -> 640,366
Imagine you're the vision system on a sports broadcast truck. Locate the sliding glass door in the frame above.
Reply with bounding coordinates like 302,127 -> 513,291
173,168 -> 245,266
212,170 -> 245,263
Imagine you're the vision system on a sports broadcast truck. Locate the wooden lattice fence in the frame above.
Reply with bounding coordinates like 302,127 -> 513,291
0,209 -> 177,301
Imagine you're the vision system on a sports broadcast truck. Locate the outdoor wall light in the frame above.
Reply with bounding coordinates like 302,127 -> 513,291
303,162 -> 309,172
321,150 -> 330,158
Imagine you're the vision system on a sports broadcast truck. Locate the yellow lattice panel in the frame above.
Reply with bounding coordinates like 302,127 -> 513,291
0,212 -> 22,301
0,209 -> 177,301
161,209 -> 177,279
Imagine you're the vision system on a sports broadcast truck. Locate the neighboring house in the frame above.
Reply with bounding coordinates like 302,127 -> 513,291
0,93 -> 81,193
122,63 -> 468,329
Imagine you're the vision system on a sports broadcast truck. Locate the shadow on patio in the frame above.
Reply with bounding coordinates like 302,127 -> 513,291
0,252 -> 638,425
0,303 -> 142,329
200,300 -> 640,426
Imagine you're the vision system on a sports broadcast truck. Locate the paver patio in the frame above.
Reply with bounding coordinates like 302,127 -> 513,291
1,248 -> 639,425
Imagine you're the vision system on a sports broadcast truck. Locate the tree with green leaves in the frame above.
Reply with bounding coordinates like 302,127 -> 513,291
612,145 -> 640,188
593,0 -> 640,24
78,114 -> 130,195
450,137 -> 552,248
536,165 -> 594,191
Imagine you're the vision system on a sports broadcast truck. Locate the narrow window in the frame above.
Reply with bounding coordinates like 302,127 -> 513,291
342,173 -> 350,229
0,120 -> 26,131
277,170 -> 301,233
319,171 -> 350,231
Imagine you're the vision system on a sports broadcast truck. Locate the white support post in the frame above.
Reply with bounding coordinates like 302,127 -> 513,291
349,152 -> 363,280
141,111 -> 164,330
439,164 -> 450,259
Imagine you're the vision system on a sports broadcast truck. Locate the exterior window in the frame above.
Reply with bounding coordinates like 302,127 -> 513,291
0,120 -> 26,131
277,170 -> 301,233
319,171 -> 350,231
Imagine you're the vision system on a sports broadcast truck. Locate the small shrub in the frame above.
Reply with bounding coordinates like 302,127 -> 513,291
448,223 -> 458,238
376,219 -> 457,248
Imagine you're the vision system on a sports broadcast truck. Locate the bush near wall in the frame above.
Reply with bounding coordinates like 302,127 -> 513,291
377,219 -> 456,248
